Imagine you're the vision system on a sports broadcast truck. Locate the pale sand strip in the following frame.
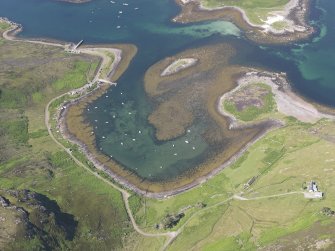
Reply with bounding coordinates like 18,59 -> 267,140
80,47 -> 122,82
161,58 -> 198,76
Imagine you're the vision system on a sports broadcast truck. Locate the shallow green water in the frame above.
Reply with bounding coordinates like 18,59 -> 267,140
0,0 -> 334,181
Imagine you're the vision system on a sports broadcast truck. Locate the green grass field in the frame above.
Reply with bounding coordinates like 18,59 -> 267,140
100,50 -> 115,78
200,0 -> 290,25
52,61 -> 93,91
0,22 -> 10,30
130,116 -> 335,250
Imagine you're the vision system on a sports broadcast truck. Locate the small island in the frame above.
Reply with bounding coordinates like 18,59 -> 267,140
161,58 -> 198,76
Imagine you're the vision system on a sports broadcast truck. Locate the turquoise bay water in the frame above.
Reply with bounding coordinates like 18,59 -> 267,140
258,0 -> 335,105
0,0 -> 334,181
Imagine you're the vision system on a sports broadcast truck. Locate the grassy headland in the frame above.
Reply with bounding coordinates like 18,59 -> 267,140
174,0 -> 313,44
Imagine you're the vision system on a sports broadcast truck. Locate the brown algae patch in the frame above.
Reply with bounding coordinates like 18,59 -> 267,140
148,99 -> 194,141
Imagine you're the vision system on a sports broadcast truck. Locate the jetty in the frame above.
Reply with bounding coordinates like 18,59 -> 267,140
97,79 -> 117,86
65,39 -> 84,54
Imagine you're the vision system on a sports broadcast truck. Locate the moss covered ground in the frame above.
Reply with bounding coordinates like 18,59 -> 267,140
223,83 -> 276,122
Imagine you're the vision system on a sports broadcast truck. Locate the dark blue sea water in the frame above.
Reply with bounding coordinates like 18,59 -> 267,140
1,0 -> 333,180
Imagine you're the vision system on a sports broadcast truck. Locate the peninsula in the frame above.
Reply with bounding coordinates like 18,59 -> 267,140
174,0 -> 313,43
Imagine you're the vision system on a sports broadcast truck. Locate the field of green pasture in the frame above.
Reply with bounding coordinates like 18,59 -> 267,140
131,116 -> 335,250
200,0 -> 290,24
